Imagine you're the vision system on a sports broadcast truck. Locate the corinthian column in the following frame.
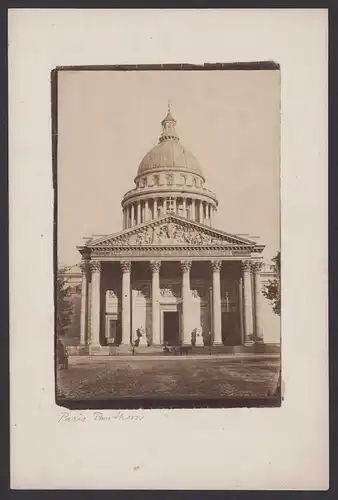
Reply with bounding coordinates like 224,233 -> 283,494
150,260 -> 161,345
199,201 -> 203,223
90,261 -> 101,345
211,260 -> 222,345
173,197 -> 177,214
191,199 -> 196,221
120,261 -> 132,345
145,200 -> 149,221
181,260 -> 192,345
242,260 -> 254,343
131,204 -> 135,227
79,260 -> 89,345
137,202 -> 141,225
252,262 -> 264,342
153,198 -> 158,219
182,198 -> 187,218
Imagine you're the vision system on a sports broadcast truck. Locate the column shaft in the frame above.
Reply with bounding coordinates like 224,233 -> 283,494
80,261 -> 89,345
153,198 -> 158,219
137,202 -> 141,225
145,200 -> 149,221
191,199 -> 196,221
253,262 -> 263,341
131,204 -> 135,227
199,201 -> 203,223
182,198 -> 187,218
120,261 -> 132,345
150,261 -> 161,345
90,261 -> 101,345
239,276 -> 244,344
242,261 -> 254,343
211,260 -> 222,345
181,261 -> 192,345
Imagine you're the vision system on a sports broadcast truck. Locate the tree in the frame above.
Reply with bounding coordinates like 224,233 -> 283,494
56,265 -> 73,337
262,251 -> 281,316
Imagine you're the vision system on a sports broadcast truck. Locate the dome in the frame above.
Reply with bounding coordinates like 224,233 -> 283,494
137,140 -> 204,178
136,104 -> 204,179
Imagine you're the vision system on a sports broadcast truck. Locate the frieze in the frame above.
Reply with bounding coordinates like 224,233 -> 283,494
90,247 -> 252,258
160,285 -> 180,298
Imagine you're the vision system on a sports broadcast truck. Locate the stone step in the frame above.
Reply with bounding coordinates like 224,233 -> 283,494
64,343 -> 280,356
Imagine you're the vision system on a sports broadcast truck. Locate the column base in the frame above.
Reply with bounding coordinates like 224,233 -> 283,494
244,341 -> 255,346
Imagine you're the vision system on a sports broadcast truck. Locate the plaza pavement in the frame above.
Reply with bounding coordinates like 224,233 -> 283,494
57,354 -> 280,402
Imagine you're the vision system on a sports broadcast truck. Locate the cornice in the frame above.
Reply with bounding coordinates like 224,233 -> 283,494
122,186 -> 218,207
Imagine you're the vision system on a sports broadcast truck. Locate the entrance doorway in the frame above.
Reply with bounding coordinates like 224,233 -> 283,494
163,311 -> 180,345
222,312 -> 240,345
106,319 -> 117,345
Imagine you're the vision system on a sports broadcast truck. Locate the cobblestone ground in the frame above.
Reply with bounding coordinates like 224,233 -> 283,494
56,356 -> 280,401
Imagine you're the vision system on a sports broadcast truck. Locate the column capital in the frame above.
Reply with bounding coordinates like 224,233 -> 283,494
180,260 -> 192,273
211,260 -> 222,272
80,260 -> 90,274
150,260 -> 161,273
90,261 -> 101,273
251,261 -> 263,273
241,260 -> 251,272
120,260 -> 132,273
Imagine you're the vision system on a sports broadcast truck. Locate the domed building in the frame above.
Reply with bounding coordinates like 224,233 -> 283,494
77,106 -> 266,353
121,106 -> 217,228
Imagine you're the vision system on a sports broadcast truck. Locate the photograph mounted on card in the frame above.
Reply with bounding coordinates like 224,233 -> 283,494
54,64 -> 281,409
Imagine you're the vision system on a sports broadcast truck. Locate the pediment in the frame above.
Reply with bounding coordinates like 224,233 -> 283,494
87,215 -> 259,248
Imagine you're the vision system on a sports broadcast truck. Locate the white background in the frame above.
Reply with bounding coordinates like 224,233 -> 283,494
9,9 -> 328,490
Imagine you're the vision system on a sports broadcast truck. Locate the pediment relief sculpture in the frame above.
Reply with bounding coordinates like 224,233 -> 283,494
92,221 -> 246,247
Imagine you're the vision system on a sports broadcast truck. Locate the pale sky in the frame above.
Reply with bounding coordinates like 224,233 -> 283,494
57,69 -> 280,266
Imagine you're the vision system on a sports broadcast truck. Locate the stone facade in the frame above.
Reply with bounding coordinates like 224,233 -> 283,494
72,106 -> 279,350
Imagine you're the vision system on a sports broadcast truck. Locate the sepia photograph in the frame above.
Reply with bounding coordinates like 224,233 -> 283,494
55,65 -> 281,409
9,9 -> 328,489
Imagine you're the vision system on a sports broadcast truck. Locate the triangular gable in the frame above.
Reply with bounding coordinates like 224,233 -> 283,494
86,215 -> 259,248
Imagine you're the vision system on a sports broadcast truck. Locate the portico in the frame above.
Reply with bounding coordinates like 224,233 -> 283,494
78,222 -> 264,349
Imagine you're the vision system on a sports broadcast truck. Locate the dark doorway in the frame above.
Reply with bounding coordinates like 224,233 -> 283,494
163,311 -> 180,345
222,312 -> 240,345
